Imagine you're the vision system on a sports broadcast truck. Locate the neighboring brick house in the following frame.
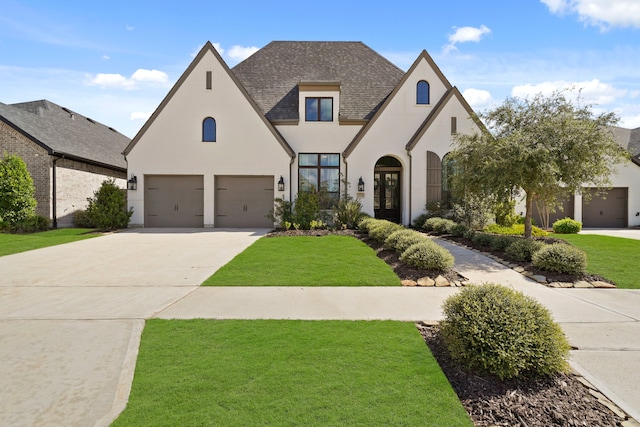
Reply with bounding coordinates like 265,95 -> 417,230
0,100 -> 130,227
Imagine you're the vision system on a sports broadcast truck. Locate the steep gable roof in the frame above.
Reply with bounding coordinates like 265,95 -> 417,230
231,41 -> 405,122
343,50 -> 453,157
124,41 -> 294,157
405,86 -> 485,151
0,100 -> 129,170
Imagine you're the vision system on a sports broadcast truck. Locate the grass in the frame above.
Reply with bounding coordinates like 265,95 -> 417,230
112,320 -> 473,427
203,235 -> 400,286
0,228 -> 99,257
554,234 -> 640,289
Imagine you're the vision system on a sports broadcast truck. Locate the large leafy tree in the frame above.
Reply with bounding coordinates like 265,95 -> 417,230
450,91 -> 629,238
0,153 -> 37,224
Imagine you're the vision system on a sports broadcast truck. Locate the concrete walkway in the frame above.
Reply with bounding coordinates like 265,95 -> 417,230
1,229 -> 638,425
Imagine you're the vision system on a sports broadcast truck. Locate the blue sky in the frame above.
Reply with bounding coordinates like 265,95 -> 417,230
1,0 -> 639,138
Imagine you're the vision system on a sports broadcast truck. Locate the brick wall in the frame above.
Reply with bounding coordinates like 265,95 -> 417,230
0,121 -> 51,218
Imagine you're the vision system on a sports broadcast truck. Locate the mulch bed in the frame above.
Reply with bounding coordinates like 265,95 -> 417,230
266,228 -> 631,425
418,324 -> 624,426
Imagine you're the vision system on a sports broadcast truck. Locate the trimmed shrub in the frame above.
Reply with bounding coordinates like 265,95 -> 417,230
532,243 -> 587,275
369,220 -> 404,243
472,232 -> 494,248
411,212 -> 430,229
485,223 -> 548,237
357,217 -> 377,233
74,209 -> 94,228
86,179 -> 132,230
384,229 -> 427,253
0,153 -> 37,224
10,215 -> 50,233
552,217 -> 582,234
489,235 -> 517,252
400,240 -> 454,270
450,223 -> 469,238
505,239 -> 545,262
423,217 -> 456,234
463,228 -> 476,240
440,283 -> 570,380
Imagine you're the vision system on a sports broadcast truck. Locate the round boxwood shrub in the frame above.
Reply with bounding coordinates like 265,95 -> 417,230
489,235 -> 517,252
552,217 -> 582,234
471,232 -> 494,248
450,223 -> 468,237
440,283 -> 570,380
532,243 -> 587,275
505,239 -> 545,262
384,229 -> 427,253
357,217 -> 377,233
400,240 -> 454,270
369,220 -> 404,243
423,217 -> 456,234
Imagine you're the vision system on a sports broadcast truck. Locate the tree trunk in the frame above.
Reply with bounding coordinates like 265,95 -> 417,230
524,191 -> 533,239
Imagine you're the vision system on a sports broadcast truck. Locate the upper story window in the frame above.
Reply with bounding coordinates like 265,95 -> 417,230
203,117 -> 216,142
417,80 -> 430,105
305,97 -> 333,121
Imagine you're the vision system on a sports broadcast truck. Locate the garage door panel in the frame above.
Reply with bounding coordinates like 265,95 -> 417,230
215,176 -> 274,228
144,175 -> 204,227
582,188 -> 627,228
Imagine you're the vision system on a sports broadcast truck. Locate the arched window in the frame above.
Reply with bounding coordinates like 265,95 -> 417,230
203,117 -> 216,142
417,80 -> 430,105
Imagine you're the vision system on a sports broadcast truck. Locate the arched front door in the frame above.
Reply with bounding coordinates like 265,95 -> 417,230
374,156 -> 402,223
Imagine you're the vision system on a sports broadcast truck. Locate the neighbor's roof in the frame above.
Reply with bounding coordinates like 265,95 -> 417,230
0,100 -> 129,170
231,41 -> 405,122
610,125 -> 640,166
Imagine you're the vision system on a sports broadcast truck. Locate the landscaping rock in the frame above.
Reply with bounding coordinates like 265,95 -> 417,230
574,280 -> 594,288
531,274 -> 548,283
434,275 -> 449,287
401,279 -> 417,287
417,277 -> 435,287
592,280 -> 617,288
513,266 -> 525,273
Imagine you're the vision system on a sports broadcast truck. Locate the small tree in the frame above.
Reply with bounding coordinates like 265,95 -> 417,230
85,179 -> 132,230
0,153 -> 37,224
451,90 -> 629,238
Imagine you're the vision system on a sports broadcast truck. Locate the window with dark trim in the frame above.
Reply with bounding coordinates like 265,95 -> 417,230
206,71 -> 212,90
298,153 -> 340,205
417,80 -> 430,104
203,117 -> 216,142
451,116 -> 457,134
305,97 -> 333,121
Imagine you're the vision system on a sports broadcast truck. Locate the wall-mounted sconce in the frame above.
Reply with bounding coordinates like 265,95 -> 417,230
127,174 -> 137,191
278,176 -> 285,192
357,177 -> 365,192
636,212 -> 639,217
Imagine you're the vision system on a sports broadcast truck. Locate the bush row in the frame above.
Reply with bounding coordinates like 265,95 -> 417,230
359,218 -> 454,271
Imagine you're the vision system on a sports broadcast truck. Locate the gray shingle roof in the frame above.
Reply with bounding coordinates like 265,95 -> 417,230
231,41 -> 405,121
0,100 -> 129,170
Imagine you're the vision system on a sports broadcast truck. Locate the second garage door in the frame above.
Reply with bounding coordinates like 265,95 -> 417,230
144,175 -> 204,227
582,187 -> 628,228
215,176 -> 274,228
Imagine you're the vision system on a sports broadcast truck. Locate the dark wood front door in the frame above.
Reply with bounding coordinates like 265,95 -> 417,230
374,171 -> 401,223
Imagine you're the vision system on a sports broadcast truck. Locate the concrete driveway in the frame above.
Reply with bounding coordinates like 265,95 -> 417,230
0,228 -> 268,427
580,228 -> 640,240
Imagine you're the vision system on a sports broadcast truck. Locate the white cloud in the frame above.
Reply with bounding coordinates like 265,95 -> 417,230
462,88 -> 494,111
85,68 -> 169,90
102,55 -> 110,61
130,111 -> 151,121
541,0 -> 640,29
212,43 -> 224,56
444,25 -> 491,53
126,25 -> 135,31
227,45 -> 259,62
512,79 -> 627,106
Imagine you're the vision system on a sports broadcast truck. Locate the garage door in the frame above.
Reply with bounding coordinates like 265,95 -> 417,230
532,193 -> 575,227
215,176 -> 274,228
144,175 -> 204,227
582,188 -> 627,228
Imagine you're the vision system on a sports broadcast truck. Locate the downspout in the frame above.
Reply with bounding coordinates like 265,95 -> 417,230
406,149 -> 412,227
289,156 -> 295,202
51,156 -> 59,229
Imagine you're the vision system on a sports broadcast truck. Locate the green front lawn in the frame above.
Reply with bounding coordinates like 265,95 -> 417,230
203,235 -> 400,286
112,320 -> 472,427
0,228 -> 99,257
555,234 -> 640,289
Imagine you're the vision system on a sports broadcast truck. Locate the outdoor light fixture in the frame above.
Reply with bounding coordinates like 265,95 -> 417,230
278,176 -> 285,192
357,177 -> 365,192
127,174 -> 137,191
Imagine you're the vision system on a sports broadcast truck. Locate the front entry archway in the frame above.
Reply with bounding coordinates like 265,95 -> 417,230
374,156 -> 402,223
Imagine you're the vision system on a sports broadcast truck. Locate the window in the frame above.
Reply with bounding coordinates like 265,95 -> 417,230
426,151 -> 442,203
298,153 -> 340,205
206,71 -> 212,90
305,97 -> 333,121
417,80 -> 430,105
203,117 -> 216,142
451,117 -> 457,135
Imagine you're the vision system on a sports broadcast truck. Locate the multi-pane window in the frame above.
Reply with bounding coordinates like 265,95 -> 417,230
305,97 -> 333,121
417,80 -> 430,105
299,153 -> 340,204
203,117 -> 216,142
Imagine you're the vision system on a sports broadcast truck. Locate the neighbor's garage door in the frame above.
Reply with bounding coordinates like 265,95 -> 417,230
215,176 -> 274,228
144,175 -> 204,227
582,187 -> 628,228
